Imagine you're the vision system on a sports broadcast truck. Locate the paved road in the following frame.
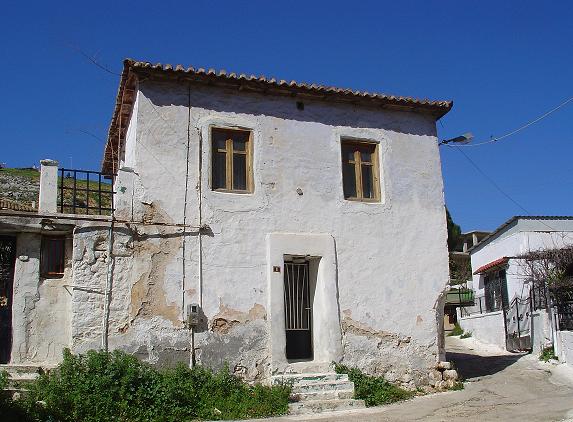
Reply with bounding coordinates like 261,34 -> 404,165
265,336 -> 573,422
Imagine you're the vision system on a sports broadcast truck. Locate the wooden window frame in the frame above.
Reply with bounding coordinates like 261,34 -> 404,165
341,139 -> 381,202
210,127 -> 254,194
40,236 -> 66,279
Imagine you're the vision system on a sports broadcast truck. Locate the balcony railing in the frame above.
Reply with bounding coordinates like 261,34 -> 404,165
57,168 -> 115,215
459,295 -> 501,317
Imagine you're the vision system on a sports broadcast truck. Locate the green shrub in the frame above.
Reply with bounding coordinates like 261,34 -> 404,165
539,346 -> 558,362
8,349 -> 289,421
448,323 -> 464,336
334,363 -> 413,407
460,331 -> 472,339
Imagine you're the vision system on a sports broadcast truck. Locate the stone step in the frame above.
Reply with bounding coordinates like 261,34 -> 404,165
7,372 -> 39,384
292,389 -> 354,401
289,398 -> 366,415
0,364 -> 44,375
273,372 -> 349,385
292,380 -> 355,394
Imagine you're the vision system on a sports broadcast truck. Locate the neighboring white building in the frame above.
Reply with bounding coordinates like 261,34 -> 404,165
0,59 -> 453,389
459,216 -> 573,356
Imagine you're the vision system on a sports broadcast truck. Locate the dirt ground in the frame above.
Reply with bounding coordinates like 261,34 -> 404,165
261,336 -> 573,422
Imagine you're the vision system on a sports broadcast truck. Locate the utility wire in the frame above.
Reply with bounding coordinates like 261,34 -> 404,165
449,145 -> 530,213
456,95 -> 573,147
68,43 -> 120,76
449,145 -> 573,243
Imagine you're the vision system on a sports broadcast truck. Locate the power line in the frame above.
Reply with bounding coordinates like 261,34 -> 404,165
449,145 -> 573,243
449,145 -> 530,213
456,95 -> 573,147
67,43 -> 120,76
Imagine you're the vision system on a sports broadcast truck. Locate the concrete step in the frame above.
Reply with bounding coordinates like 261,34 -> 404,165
0,364 -> 43,375
288,398 -> 366,415
292,389 -> 354,401
273,373 -> 349,385
1,364 -> 43,390
7,372 -> 39,385
292,380 -> 356,394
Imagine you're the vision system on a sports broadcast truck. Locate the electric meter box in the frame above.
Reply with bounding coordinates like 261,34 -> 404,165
187,303 -> 201,327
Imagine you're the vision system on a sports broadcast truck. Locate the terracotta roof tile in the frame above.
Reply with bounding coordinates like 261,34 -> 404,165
0,198 -> 36,213
102,58 -> 453,173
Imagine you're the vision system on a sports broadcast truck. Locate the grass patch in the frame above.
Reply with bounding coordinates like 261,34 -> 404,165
2,349 -> 290,421
448,323 -> 464,336
334,363 -> 414,407
539,346 -> 558,362
460,331 -> 472,339
0,168 -> 40,178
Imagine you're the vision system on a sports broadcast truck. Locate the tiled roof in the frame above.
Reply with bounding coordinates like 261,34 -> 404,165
102,58 -> 453,173
473,257 -> 510,275
0,198 -> 36,212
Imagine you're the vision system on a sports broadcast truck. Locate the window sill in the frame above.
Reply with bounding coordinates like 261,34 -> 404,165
41,274 -> 65,279
343,197 -> 380,203
211,189 -> 254,195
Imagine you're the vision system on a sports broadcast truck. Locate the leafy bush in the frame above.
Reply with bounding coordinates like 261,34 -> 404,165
334,363 -> 413,407
539,346 -> 558,362
460,331 -> 472,339
5,349 -> 290,421
448,323 -> 464,336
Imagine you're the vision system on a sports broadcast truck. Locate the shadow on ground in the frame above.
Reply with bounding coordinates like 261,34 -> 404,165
446,351 -> 525,379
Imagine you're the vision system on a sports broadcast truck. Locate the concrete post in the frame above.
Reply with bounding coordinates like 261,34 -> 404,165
39,159 -> 59,213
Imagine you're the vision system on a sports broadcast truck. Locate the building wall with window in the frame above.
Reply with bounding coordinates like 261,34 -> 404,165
70,77 -> 451,389
470,219 -> 573,304
465,217 -> 573,352
0,217 -> 73,365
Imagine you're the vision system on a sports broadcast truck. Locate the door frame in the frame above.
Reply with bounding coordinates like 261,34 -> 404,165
267,233 -> 342,374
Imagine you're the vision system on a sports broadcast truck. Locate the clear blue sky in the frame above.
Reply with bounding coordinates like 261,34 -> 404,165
1,1 -> 571,232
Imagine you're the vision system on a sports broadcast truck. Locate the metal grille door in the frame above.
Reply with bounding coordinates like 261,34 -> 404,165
284,260 -> 312,360
0,236 -> 16,364
504,296 -> 532,351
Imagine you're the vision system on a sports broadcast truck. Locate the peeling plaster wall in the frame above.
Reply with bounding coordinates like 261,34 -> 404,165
71,79 -> 450,386
10,233 -> 71,364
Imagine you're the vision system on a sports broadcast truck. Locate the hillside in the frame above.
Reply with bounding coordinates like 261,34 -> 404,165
0,168 -> 113,214
0,168 -> 40,208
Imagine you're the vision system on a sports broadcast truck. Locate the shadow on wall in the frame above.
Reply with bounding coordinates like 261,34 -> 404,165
446,351 -> 525,380
139,79 -> 437,137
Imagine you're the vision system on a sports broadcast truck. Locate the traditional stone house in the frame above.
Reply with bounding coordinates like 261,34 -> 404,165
0,59 -> 453,390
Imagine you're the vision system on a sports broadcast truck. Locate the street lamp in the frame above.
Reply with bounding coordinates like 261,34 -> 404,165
439,133 -> 473,146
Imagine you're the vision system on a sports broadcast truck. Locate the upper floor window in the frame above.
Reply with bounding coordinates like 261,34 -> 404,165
211,127 -> 253,193
341,140 -> 380,202
40,236 -> 65,278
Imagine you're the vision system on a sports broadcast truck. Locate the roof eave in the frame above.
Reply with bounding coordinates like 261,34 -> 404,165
102,58 -> 453,173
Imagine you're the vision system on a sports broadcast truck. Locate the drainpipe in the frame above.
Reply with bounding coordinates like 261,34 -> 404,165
182,85 -> 191,319
101,218 -> 115,352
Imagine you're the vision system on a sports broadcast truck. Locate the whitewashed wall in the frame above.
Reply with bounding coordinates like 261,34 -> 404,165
458,310 -> 506,349
10,231 -> 72,364
557,330 -> 573,366
71,79 -> 450,388
471,221 -> 573,302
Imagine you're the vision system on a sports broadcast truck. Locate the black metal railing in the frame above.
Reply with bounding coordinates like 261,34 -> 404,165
58,168 -> 115,215
553,287 -> 573,331
531,282 -> 549,311
459,295 -> 502,317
